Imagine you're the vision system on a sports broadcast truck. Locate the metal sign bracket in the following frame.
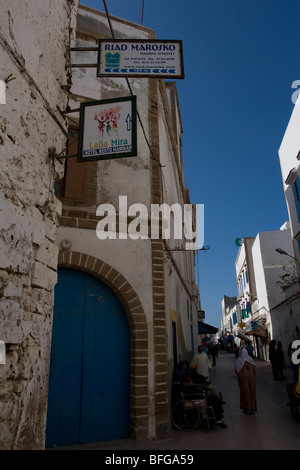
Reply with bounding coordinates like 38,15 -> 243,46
48,147 -> 77,163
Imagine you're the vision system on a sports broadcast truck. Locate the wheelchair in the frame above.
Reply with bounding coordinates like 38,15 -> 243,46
171,383 -> 217,432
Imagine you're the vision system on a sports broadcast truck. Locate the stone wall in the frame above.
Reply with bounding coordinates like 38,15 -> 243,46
0,0 -> 78,450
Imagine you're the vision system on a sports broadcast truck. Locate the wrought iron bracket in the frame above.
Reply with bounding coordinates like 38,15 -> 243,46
48,147 -> 77,163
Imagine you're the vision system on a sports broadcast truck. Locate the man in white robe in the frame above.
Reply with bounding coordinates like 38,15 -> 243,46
190,345 -> 212,378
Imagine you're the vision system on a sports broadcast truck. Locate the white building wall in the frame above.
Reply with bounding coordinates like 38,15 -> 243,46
156,84 -> 198,362
251,229 -> 295,340
243,228 -> 300,351
235,238 -> 255,320
275,101 -> 300,349
260,229 -> 295,309
278,101 -> 300,260
252,230 -> 294,311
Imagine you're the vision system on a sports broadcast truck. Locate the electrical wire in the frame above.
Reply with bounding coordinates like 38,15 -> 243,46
140,0 -> 145,25
102,0 -> 153,156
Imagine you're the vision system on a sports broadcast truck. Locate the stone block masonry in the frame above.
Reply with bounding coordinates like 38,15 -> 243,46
149,78 -> 169,439
0,0 -> 79,450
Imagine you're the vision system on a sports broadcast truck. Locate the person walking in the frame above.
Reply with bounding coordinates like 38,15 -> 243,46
276,341 -> 286,380
235,348 -> 257,415
269,339 -> 279,380
233,343 -> 239,359
207,341 -> 218,366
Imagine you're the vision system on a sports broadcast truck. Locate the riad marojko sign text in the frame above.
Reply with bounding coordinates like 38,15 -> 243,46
97,39 -> 184,79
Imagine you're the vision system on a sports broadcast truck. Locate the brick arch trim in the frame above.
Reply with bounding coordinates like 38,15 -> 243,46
57,249 -> 149,441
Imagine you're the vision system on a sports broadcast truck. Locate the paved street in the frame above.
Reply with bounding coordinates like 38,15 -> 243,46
52,351 -> 300,451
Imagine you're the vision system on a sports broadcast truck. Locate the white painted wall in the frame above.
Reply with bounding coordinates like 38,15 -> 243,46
252,229 -> 294,311
251,228 -> 300,347
278,102 -> 300,256
156,88 -> 199,362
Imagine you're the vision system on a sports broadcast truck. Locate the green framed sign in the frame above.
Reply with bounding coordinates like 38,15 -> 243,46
78,96 -> 137,162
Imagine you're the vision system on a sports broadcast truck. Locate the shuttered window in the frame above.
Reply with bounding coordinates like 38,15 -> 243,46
62,131 -> 88,202
292,176 -> 300,222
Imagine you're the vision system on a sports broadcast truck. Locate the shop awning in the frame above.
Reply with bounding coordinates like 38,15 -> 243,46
198,321 -> 218,334
245,328 -> 268,338
238,331 -> 252,342
244,318 -> 268,338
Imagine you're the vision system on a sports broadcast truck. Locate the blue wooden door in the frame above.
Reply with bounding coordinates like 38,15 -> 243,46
46,268 -> 130,447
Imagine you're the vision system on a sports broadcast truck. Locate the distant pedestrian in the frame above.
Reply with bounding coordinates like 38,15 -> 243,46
235,348 -> 257,414
207,341 -> 218,366
276,341 -> 286,380
233,343 -> 239,359
269,340 -> 279,380
245,341 -> 254,359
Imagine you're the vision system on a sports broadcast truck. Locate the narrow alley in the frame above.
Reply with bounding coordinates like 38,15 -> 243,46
52,351 -> 300,451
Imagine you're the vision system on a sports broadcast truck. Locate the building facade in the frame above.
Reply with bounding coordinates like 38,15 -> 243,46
226,100 -> 300,360
0,0 -> 79,449
279,100 -> 300,262
235,237 -> 256,324
276,99 -> 300,348
232,228 -> 299,360
221,295 -> 239,336
46,5 -> 199,447
0,3 -> 199,450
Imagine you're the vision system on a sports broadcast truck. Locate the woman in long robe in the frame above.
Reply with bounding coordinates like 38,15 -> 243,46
235,348 -> 257,414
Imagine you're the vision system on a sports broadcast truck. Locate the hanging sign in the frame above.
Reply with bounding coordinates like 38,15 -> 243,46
78,96 -> 137,162
97,39 -> 184,79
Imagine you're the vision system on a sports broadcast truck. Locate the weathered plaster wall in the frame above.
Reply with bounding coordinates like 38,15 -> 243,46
0,0 -> 78,450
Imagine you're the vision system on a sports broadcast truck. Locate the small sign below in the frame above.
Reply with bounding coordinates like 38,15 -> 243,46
78,96 -> 137,162
97,39 -> 184,79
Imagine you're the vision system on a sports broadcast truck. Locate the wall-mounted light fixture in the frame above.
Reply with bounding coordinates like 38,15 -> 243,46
275,247 -> 299,264
60,239 -> 72,251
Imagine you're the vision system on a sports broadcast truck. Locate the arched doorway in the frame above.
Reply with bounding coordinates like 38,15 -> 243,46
46,267 -> 130,447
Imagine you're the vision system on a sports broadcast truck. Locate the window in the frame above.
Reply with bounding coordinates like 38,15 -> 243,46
292,176 -> 300,221
61,131 -> 88,202
242,303 -> 249,319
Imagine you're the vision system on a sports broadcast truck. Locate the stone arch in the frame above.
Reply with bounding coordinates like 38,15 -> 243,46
57,249 -> 149,441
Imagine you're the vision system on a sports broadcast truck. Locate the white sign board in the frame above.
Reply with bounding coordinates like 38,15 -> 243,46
97,40 -> 184,78
78,96 -> 137,162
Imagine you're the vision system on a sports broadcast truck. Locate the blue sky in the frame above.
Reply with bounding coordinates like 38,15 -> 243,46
80,0 -> 300,327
